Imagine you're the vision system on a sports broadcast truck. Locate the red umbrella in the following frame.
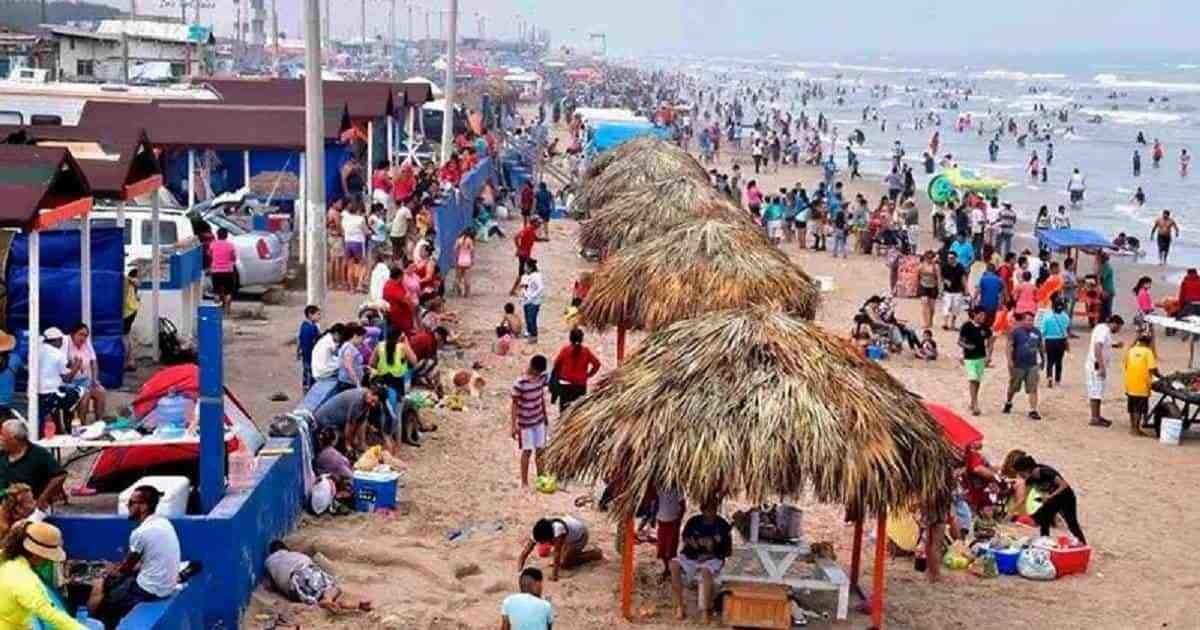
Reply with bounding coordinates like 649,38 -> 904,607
923,401 -> 983,451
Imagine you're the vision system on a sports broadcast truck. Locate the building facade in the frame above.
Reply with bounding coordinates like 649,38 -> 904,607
48,19 -> 212,83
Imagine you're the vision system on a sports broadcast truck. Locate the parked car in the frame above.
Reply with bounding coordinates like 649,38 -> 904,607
89,206 -> 288,291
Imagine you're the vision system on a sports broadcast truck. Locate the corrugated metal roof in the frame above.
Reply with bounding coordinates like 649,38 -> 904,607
48,26 -> 121,42
97,20 -> 211,45
194,77 -> 434,119
0,145 -> 90,227
74,100 -> 350,150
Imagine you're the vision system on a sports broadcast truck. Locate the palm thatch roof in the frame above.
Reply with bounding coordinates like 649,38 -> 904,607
543,308 -> 957,522
574,142 -> 711,215
582,220 -> 820,330
577,176 -> 751,256
584,136 -> 694,180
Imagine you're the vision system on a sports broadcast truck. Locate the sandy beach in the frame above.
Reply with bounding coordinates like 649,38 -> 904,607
235,131 -> 1200,630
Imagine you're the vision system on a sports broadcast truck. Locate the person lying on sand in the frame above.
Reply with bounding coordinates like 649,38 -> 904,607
265,541 -> 372,613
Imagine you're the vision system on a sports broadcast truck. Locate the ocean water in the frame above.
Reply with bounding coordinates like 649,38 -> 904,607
665,52 -> 1200,265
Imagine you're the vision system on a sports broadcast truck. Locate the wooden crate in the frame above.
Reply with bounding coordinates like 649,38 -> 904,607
721,582 -> 792,629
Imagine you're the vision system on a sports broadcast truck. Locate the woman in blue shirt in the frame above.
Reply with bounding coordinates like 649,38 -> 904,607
1038,300 -> 1071,387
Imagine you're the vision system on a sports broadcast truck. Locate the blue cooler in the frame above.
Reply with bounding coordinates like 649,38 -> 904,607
352,471 -> 399,512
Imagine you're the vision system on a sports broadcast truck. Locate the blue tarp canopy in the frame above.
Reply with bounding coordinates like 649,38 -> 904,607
1036,228 -> 1115,252
588,120 -> 670,154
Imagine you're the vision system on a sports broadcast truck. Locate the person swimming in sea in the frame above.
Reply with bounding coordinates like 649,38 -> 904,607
1132,187 -> 1146,206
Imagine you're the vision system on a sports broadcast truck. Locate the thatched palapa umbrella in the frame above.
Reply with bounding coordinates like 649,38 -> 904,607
577,176 -> 752,257
583,135 -> 679,180
548,308 -> 956,627
582,220 -> 821,329
574,142 -> 710,216
546,307 -> 956,522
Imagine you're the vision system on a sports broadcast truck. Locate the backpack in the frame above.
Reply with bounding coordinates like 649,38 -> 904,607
158,318 -> 197,365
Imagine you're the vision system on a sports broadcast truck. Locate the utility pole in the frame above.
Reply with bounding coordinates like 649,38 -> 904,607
303,0 -> 327,309
122,0 -> 133,84
324,0 -> 331,46
194,0 -> 201,24
407,1 -> 413,43
360,0 -> 367,55
39,0 -> 46,26
389,0 -> 396,61
440,0 -> 457,164
424,8 -> 431,60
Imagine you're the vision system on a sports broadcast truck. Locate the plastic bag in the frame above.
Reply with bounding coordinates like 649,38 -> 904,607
310,475 -> 335,515
968,553 -> 998,578
943,541 -> 971,570
534,474 -> 558,494
1018,547 -> 1057,580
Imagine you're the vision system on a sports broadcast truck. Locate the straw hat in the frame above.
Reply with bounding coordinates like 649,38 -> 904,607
23,522 -> 66,562
42,327 -> 64,341
0,329 -> 14,353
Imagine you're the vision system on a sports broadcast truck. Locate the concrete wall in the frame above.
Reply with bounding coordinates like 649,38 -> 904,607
54,35 -> 196,81
51,437 -> 305,628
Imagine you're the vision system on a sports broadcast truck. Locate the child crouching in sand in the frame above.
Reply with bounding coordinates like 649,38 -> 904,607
517,516 -> 603,581
916,329 -> 938,361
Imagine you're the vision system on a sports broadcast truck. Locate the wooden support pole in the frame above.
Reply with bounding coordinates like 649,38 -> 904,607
849,517 -> 864,592
870,510 -> 888,629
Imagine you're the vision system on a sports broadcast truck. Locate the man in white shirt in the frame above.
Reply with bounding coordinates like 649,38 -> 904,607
368,252 -> 392,302
38,327 -> 81,430
310,324 -> 343,382
1086,315 -> 1124,427
88,485 -> 181,625
520,260 -> 546,343
389,203 -> 412,259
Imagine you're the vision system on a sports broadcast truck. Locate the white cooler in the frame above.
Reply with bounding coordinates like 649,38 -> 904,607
118,476 -> 191,517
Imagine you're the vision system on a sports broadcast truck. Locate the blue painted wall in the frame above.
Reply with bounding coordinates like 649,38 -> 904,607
51,437 -> 304,629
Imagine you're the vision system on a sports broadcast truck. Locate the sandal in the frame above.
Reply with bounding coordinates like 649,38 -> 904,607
1028,411 -> 1042,421
1087,418 -> 1111,427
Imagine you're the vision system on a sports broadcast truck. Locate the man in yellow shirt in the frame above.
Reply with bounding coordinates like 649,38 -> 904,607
123,269 -> 140,372
1124,334 -> 1162,437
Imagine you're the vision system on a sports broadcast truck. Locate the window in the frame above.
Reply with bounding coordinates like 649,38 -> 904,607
141,221 -> 178,245
76,59 -> 94,77
29,115 -> 62,126
69,39 -> 75,51
170,63 -> 185,77
123,219 -> 133,246
0,111 -> 22,125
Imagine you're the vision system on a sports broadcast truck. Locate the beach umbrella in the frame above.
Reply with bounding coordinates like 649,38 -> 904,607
582,220 -> 820,330
546,307 -> 955,523
544,308 -> 956,626
577,176 -> 750,257
574,140 -> 710,216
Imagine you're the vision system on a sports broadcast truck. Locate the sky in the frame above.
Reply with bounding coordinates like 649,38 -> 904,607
95,0 -> 1199,57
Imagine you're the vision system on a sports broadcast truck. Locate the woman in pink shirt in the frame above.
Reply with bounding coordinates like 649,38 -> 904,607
1013,270 -> 1038,316
66,323 -> 105,422
208,228 -> 238,311
745,180 -> 763,216
1133,276 -> 1155,317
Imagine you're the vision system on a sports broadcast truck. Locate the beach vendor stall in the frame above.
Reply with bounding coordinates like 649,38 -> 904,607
1147,369 -> 1200,440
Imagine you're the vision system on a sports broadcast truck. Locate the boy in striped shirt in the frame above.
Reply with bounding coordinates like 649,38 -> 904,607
511,355 -> 549,488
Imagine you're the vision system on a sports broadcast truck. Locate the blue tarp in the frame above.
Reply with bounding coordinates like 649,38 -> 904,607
162,144 -> 348,206
1036,228 -> 1114,252
588,120 -> 670,154
433,157 -> 496,275
6,227 -> 126,389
